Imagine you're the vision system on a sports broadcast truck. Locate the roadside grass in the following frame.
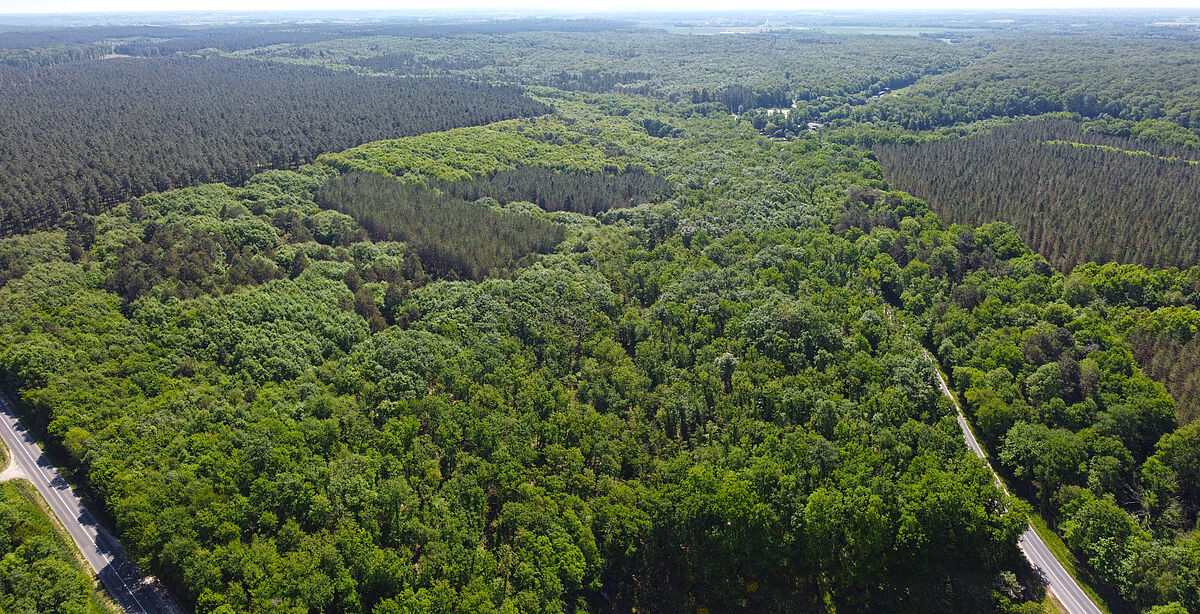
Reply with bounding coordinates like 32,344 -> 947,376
929,354 -> 1116,614
8,479 -> 123,614
1044,590 -> 1068,614
1027,513 -> 1115,614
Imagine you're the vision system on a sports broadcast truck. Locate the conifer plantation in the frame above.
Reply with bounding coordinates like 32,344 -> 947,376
0,56 -> 548,234
1,12 -> 1199,614
315,172 -> 565,281
875,119 -> 1200,269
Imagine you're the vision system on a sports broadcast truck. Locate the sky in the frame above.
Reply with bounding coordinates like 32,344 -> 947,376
2,0 -> 1200,14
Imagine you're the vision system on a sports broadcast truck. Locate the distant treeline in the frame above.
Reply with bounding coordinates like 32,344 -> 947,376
693,72 -> 925,114
351,57 -> 661,97
0,19 -> 631,60
348,52 -> 497,74
852,35 -> 1200,129
315,172 -> 564,281
0,24 -> 179,49
287,29 -> 980,117
875,119 -> 1200,269
0,56 -> 549,235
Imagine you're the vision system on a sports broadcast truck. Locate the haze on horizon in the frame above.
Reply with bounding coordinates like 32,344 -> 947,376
2,0 -> 1200,15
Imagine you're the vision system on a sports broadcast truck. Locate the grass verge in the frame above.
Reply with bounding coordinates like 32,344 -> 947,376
1027,512 -> 1115,614
929,353 -> 1116,614
1043,590 -> 1067,614
9,479 -> 123,614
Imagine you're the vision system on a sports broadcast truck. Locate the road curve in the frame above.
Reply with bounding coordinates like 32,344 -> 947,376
923,350 -> 1104,614
0,392 -> 178,614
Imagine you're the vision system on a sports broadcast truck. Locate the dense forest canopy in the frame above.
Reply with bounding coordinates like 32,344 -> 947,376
0,19 -> 633,66
278,29 -> 983,110
0,93 -> 1044,614
317,117 -> 643,183
1116,306 -> 1200,426
314,171 -> 565,282
0,12 -> 1199,614
0,55 -> 548,235
874,118 -> 1200,269
0,482 -> 110,613
849,35 -> 1200,129
436,166 -> 672,216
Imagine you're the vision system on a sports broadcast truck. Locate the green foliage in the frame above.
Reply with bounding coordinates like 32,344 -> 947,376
0,99 -> 1042,614
0,57 -> 548,235
292,29 -> 980,111
1145,604 -> 1191,614
1145,422 -> 1200,522
1121,307 -> 1200,424
876,118 -> 1200,269
317,117 -> 634,184
0,231 -> 68,288
8,19 -> 1200,614
1061,494 -> 1149,597
314,172 -> 565,281
436,166 -> 672,216
904,198 -> 1200,611
1082,118 -> 1200,149
852,35 -> 1200,130
0,482 -> 109,614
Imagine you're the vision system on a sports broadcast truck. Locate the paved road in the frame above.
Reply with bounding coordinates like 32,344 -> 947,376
923,350 -> 1104,614
0,392 -> 178,614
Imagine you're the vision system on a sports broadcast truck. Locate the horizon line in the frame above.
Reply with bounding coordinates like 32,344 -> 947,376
2,6 -> 1200,17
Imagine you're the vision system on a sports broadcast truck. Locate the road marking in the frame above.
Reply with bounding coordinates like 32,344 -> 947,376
1021,533 -> 1093,614
0,399 -> 150,614
904,326 -> 1103,614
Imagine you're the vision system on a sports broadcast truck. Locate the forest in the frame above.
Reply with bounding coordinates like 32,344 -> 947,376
874,118 -> 1200,269
0,481 -> 110,613
435,166 -> 672,217
848,35 -> 1200,129
314,171 -> 565,282
1,12 -> 1199,614
0,56 -> 548,235
918,240 -> 1200,612
275,28 -> 983,111
0,19 -> 631,67
0,93 -> 1046,614
1120,307 -> 1200,426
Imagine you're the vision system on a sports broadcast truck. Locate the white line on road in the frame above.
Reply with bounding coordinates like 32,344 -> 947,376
0,397 -> 149,614
922,350 -> 1103,614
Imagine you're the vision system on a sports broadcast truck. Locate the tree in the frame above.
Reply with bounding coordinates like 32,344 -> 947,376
1062,495 -> 1149,598
999,422 -> 1085,500
715,352 -> 738,390
1147,421 -> 1200,519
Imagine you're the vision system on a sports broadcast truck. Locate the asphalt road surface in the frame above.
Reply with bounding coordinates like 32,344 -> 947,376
924,350 -> 1104,614
0,392 -> 178,614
